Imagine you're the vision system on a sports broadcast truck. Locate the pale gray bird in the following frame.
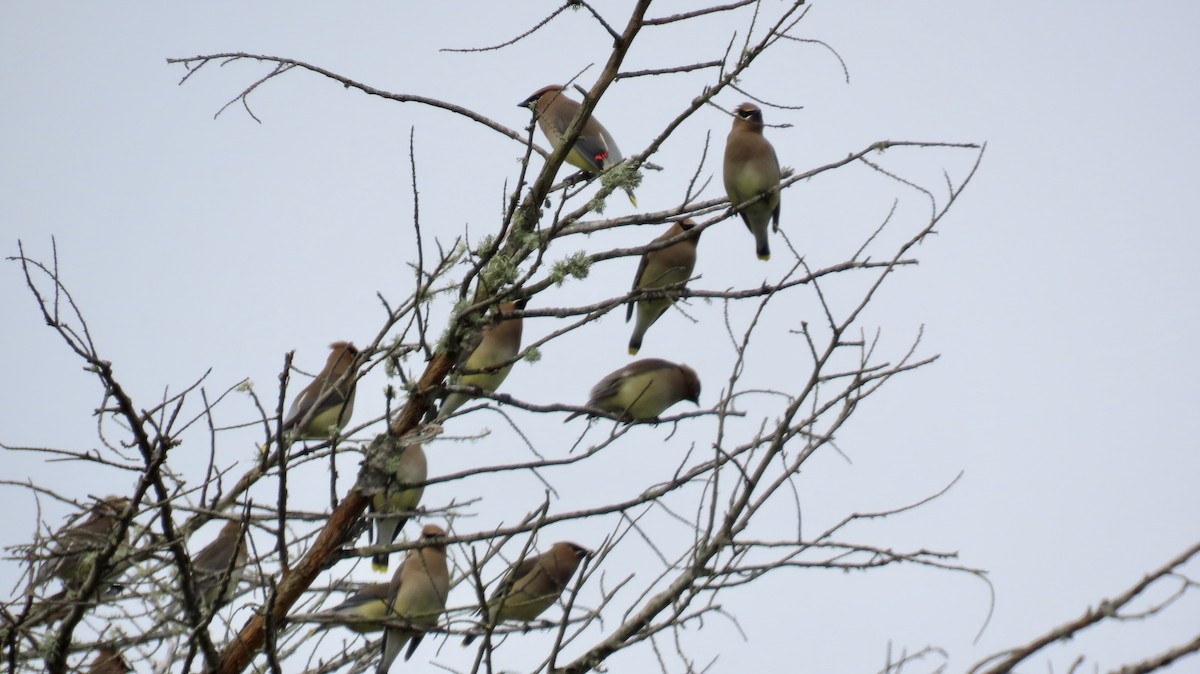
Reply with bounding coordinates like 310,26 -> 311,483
184,518 -> 248,612
282,341 -> 359,440
627,220 -> 700,355
519,85 -> 638,206
723,102 -> 781,261
463,541 -> 589,646
86,646 -> 132,674
369,442 -> 428,573
377,524 -> 450,674
311,583 -> 391,634
31,496 -> 131,594
438,300 -> 527,420
567,359 -> 701,423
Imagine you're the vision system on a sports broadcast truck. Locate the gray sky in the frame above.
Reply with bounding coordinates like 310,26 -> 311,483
2,1 -> 1198,672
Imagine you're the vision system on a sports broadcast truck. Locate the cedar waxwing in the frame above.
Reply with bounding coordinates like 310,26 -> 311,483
369,442 -> 428,573
438,300 -> 526,420
311,582 -> 391,634
86,646 -> 132,674
31,496 -> 131,594
626,220 -> 700,355
377,525 -> 450,674
281,341 -> 359,440
519,85 -> 638,206
181,518 -> 248,612
463,541 -> 589,646
723,102 -> 782,261
566,359 -> 701,423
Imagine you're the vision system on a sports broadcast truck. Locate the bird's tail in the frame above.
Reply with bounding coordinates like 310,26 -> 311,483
628,307 -> 655,355
437,393 -> 466,422
756,236 -> 771,261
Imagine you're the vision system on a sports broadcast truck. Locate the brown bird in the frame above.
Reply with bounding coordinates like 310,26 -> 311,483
519,85 -> 638,206
463,541 -> 589,646
187,518 -> 248,611
31,496 -> 131,594
369,442 -> 428,573
311,582 -> 391,634
567,359 -> 701,423
724,102 -> 782,261
627,220 -> 700,355
86,646 -> 132,674
438,300 -> 527,420
282,341 -> 359,440
377,524 -> 450,674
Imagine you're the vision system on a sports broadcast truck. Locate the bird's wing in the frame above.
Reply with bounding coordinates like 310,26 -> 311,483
626,253 -> 651,322
282,382 -> 348,431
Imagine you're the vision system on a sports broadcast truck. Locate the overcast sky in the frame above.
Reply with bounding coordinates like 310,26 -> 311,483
2,2 -> 1198,673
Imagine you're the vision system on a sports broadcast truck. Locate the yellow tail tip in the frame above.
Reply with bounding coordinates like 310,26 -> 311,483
757,254 -> 770,261
627,193 -> 638,207
628,346 -> 639,356
371,562 -> 389,573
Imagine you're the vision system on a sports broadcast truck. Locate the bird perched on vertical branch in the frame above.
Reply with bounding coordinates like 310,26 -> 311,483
438,300 -> 527,420
187,518 -> 248,611
369,441 -> 427,573
30,495 -> 131,595
85,646 -> 132,674
519,85 -> 638,206
627,220 -> 701,355
309,582 -> 391,634
281,341 -> 359,440
377,525 -> 450,674
724,102 -> 782,261
463,541 -> 589,646
566,359 -> 701,423
164,518 -> 248,618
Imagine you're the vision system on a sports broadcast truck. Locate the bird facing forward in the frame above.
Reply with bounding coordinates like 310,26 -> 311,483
376,524 -> 450,674
724,102 -> 782,261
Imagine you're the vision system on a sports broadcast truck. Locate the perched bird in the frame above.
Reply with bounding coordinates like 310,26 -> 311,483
282,341 -> 359,440
86,646 -> 132,674
723,102 -> 782,261
463,541 -> 589,646
519,85 -> 637,206
626,220 -> 701,355
31,496 -> 131,595
377,525 -> 450,674
567,359 -> 701,423
311,582 -> 391,634
369,442 -> 428,573
181,518 -> 248,613
438,300 -> 527,420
